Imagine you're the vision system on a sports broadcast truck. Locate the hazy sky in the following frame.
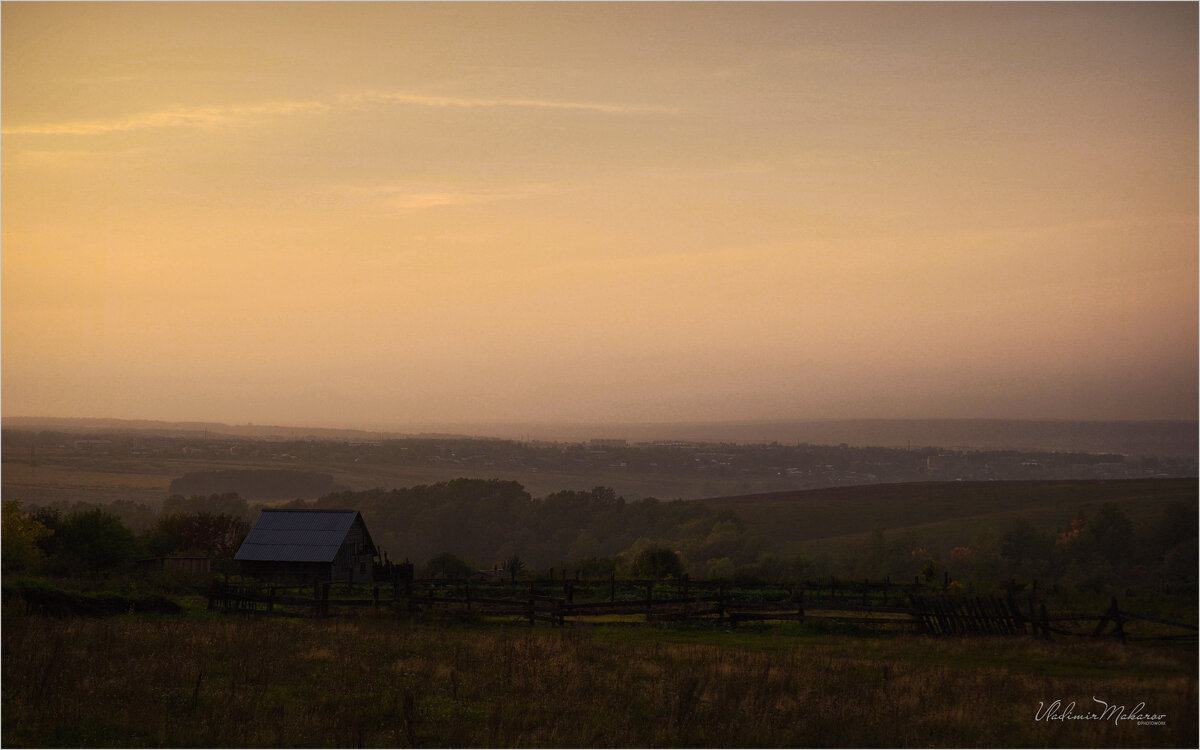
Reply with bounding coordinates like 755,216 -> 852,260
3,2 -> 1196,429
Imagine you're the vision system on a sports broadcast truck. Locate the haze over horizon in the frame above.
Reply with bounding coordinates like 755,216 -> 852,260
4,3 -> 1197,428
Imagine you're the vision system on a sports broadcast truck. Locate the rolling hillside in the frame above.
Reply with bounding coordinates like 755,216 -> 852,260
696,478 -> 1198,556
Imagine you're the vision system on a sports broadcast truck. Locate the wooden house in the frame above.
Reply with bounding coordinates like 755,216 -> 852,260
234,508 -> 378,584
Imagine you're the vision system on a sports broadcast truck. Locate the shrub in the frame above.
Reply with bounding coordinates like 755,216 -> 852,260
630,546 -> 683,579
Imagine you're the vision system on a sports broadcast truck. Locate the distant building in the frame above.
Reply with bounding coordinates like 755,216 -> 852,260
234,508 -> 378,584
73,439 -> 113,453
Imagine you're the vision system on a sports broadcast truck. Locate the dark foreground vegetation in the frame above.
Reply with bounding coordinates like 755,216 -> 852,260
3,473 -> 1196,748
3,610 -> 1195,748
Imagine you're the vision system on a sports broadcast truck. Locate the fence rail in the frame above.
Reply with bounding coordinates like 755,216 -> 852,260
205,576 -> 1197,642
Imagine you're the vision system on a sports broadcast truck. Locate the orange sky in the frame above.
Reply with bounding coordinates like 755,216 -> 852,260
3,2 -> 1196,428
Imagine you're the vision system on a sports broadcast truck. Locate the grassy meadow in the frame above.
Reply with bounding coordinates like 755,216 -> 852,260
3,609 -> 1195,748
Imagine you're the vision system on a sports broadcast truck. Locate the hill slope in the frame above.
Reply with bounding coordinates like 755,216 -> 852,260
696,479 -> 1197,555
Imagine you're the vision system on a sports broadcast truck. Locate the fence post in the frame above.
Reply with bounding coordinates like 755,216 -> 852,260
1039,603 -> 1050,639
797,588 -> 805,620
1026,591 -> 1038,637
1005,591 -> 1023,634
610,572 -> 615,603
1110,597 -> 1126,643
527,597 -> 535,628
372,585 -> 379,610
910,594 -> 925,634
645,583 -> 653,623
682,573 -> 689,600
1093,596 -> 1126,641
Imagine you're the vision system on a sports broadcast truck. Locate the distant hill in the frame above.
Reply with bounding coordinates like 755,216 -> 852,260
695,478 -> 1198,555
168,470 -> 349,501
1,416 -> 411,441
5,415 -> 1196,457
467,419 -> 1196,457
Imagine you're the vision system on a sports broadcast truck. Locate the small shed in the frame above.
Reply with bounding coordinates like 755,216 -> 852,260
234,508 -> 378,584
136,556 -> 211,577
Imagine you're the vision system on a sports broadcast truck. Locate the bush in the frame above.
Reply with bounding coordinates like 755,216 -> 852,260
422,553 -> 475,580
630,546 -> 683,579
3,579 -> 182,617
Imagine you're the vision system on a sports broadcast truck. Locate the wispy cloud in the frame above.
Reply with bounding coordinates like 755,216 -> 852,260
3,88 -> 677,137
342,90 -> 679,115
2,100 -> 331,136
328,182 -> 563,213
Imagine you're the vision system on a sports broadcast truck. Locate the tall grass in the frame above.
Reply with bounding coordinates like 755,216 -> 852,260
3,610 -> 1195,747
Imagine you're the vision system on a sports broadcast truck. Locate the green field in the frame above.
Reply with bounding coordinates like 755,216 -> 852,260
2,610 -> 1195,748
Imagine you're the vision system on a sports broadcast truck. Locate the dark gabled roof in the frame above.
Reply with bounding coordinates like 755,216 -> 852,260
234,509 -> 374,563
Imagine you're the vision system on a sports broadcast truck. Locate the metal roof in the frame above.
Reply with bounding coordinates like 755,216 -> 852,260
234,509 -> 370,563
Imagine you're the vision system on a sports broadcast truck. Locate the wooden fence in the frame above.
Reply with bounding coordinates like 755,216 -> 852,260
205,576 -> 1197,642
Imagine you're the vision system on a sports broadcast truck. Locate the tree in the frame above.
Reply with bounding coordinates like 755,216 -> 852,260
1088,503 -> 1133,565
423,552 -> 474,580
856,524 -> 887,578
53,509 -> 139,574
143,512 -> 250,558
2,501 -> 51,573
502,555 -> 526,582
630,545 -> 683,578
161,493 -> 250,520
1000,518 -> 1052,566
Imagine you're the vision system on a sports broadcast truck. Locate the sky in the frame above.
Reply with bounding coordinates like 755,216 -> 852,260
2,2 -> 1197,430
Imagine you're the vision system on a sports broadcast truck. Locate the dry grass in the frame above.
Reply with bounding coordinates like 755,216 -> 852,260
2,611 -> 1195,747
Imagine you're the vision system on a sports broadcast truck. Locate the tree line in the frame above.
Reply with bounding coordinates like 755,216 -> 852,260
3,478 -> 1195,594
2,496 -> 250,577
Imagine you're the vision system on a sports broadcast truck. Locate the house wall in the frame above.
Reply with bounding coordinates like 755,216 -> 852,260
239,560 -> 330,584
333,517 -> 376,584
